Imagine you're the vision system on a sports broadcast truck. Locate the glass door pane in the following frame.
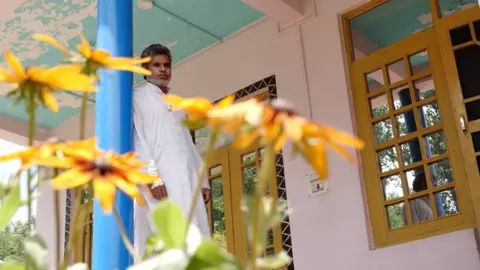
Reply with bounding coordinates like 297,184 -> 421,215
229,144 -> 283,265
206,147 -> 235,254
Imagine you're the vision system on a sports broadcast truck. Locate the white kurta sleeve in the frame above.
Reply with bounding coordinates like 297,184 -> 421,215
133,93 -> 167,185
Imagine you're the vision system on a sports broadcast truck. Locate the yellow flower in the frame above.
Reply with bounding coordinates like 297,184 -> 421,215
163,94 -> 235,128
234,99 -> 364,178
207,98 -> 365,179
0,50 -> 96,112
0,137 -> 157,213
33,33 -> 152,76
164,94 -> 364,179
47,141 -> 157,213
0,138 -> 69,171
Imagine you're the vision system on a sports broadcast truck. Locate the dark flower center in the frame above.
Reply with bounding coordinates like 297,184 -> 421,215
93,159 -> 114,176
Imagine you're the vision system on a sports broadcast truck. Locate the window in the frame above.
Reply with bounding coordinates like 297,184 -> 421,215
342,1 -> 478,247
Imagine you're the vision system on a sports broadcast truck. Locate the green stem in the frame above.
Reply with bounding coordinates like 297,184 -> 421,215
79,93 -> 88,140
53,168 -> 61,268
249,141 -> 275,270
113,207 -> 140,262
27,91 -> 36,232
184,130 -> 219,240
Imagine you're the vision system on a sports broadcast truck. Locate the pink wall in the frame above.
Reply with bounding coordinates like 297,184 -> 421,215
48,0 -> 480,269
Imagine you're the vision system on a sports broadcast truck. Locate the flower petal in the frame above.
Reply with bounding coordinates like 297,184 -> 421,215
0,151 -> 24,162
113,177 -> 145,205
107,56 -> 151,65
0,67 -> 18,83
32,34 -> 75,57
36,157 -> 74,168
52,168 -> 92,189
4,51 -> 26,79
93,179 -> 116,213
233,130 -> 259,149
306,143 -> 328,180
44,65 -> 96,92
77,33 -> 92,58
125,170 -> 158,184
103,62 -> 152,75
91,49 -> 111,64
40,88 -> 59,112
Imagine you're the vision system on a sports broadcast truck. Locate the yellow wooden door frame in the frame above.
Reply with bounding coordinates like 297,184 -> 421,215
229,141 -> 283,264
206,146 -> 236,254
350,26 -> 474,247
434,5 -> 480,235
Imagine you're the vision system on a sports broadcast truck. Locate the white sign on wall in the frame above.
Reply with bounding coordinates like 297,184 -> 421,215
307,172 -> 328,197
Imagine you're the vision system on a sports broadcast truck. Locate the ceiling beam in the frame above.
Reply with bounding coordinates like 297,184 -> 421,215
0,114 -> 53,145
242,0 -> 308,26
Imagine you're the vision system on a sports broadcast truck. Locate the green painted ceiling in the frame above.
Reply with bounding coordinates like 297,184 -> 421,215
0,0 -> 264,129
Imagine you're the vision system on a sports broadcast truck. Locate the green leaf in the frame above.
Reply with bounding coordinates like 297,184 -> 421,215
186,240 -> 242,270
67,263 -> 89,270
256,251 -> 291,269
128,249 -> 189,270
24,234 -> 49,270
142,235 -> 165,259
0,182 -> 21,230
0,262 -> 25,270
151,199 -> 187,249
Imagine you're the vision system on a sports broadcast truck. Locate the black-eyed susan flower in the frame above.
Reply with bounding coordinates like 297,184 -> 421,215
0,138 -> 68,171
33,33 -> 152,76
231,98 -> 365,179
166,94 -> 364,180
49,143 -> 157,213
0,50 -> 96,112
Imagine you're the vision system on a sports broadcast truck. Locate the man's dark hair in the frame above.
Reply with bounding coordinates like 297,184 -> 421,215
141,44 -> 172,79
413,172 -> 430,193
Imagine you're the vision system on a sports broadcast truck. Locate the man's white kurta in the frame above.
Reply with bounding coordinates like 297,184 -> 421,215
133,82 -> 210,256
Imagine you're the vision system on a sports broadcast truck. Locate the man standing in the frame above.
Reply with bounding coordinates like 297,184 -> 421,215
133,44 -> 211,256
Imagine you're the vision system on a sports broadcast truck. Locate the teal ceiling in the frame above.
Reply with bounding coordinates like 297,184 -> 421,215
0,0 -> 263,129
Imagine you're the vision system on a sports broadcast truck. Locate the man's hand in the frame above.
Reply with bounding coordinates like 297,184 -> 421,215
202,188 -> 211,203
150,184 -> 168,200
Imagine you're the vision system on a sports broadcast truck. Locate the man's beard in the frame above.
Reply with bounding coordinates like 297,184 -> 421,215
147,77 -> 169,90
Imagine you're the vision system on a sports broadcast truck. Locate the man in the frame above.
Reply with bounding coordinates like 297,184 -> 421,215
402,172 -> 432,225
133,44 -> 211,256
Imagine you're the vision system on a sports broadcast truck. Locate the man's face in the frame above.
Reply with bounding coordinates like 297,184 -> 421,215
146,54 -> 171,90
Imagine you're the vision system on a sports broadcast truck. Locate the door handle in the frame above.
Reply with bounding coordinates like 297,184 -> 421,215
460,114 -> 468,133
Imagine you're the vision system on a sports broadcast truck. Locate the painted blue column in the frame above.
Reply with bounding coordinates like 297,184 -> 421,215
93,0 -> 134,269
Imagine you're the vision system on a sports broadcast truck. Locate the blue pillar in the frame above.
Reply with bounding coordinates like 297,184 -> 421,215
93,0 -> 134,269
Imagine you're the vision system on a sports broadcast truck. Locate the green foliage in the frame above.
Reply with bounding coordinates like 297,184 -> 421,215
0,219 -> 36,264
132,201 -> 242,270
151,200 -> 187,250
0,183 -> 22,231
